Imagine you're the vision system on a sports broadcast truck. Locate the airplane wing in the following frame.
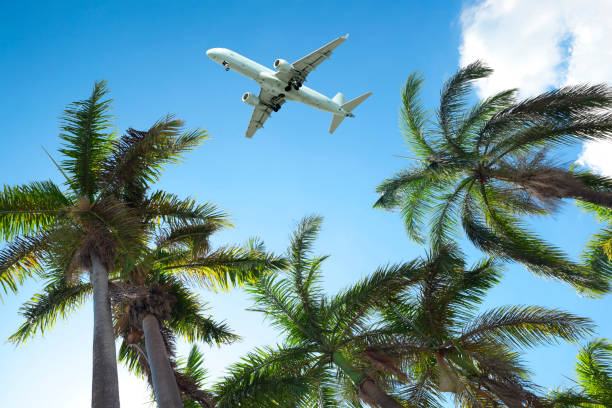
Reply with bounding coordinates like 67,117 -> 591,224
245,89 -> 286,138
275,34 -> 349,84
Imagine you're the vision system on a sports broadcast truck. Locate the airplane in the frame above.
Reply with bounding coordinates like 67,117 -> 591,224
206,34 -> 372,138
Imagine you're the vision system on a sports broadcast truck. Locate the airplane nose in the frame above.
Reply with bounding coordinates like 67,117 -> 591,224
206,48 -> 219,59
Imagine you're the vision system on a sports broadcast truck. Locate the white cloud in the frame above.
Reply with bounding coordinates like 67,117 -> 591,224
459,0 -> 612,176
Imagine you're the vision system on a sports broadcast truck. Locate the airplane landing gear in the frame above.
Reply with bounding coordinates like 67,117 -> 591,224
222,61 -> 230,71
285,80 -> 303,92
273,104 -> 281,112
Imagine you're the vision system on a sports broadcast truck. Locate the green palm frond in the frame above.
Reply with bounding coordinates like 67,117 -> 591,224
455,88 -> 517,147
143,191 -> 230,228
462,192 -> 607,294
400,72 -> 434,157
481,84 -> 612,153
155,221 -> 223,255
248,273 -> 313,341
287,215 -> 326,325
167,279 -> 239,345
288,215 -> 323,278
165,245 -> 285,291
0,233 -> 50,296
179,345 -> 208,388
0,181 -> 71,241
459,306 -> 594,349
9,280 -> 92,344
438,61 -> 492,150
175,345 -> 215,408
100,116 -> 208,200
575,339 -> 612,403
429,177 -> 474,248
214,344 -> 320,408
330,261 -> 420,341
58,80 -> 115,199
118,339 -> 150,379
546,388 -> 602,407
547,339 -> 612,407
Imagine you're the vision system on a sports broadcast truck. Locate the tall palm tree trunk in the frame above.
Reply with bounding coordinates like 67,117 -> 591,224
142,313 -> 184,408
332,352 -> 403,408
90,254 -> 120,408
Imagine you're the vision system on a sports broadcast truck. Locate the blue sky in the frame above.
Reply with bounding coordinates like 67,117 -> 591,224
0,0 -> 610,406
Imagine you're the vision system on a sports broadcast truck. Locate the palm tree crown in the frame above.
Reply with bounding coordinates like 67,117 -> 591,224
215,215 -> 421,407
375,61 -> 612,295
373,246 -> 595,407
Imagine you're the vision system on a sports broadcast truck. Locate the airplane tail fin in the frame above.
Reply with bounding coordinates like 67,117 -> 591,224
329,92 -> 372,134
332,92 -> 345,105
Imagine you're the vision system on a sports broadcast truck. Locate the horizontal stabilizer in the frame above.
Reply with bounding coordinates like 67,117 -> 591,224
341,91 -> 372,112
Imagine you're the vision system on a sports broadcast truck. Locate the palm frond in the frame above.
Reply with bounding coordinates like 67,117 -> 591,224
0,233 -> 49,296
462,190 -> 608,294
165,245 -> 285,291
400,72 -> 434,157
247,273 -> 314,341
9,280 -> 92,344
214,344 -> 319,408
156,221 -> 224,256
58,80 -> 115,199
143,191 -> 230,228
438,61 -> 492,152
460,306 -> 594,349
330,261 -> 420,341
100,116 -> 208,200
0,180 -> 70,240
168,282 -> 239,345
575,339 -> 612,403
287,215 -> 326,330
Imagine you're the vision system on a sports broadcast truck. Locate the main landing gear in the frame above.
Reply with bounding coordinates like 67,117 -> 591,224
284,80 -> 302,92
272,94 -> 284,112
222,61 -> 230,71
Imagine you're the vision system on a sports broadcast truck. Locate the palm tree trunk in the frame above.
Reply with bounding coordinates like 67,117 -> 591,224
434,352 -> 459,393
493,168 -> 612,208
90,253 -> 120,408
332,351 -> 403,408
142,313 -> 184,408
358,378 -> 405,408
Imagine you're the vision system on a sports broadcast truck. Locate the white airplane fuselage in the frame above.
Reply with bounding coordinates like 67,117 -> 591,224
206,48 -> 354,117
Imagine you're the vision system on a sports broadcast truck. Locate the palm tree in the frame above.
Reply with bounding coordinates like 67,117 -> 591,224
112,235 -> 283,408
370,246 -> 594,407
9,214 -> 284,407
547,339 -> 612,407
0,81 -> 226,407
374,62 -> 612,294
215,215 -> 421,408
115,279 -> 235,408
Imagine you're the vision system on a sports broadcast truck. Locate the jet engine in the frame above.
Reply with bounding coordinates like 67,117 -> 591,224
274,59 -> 294,73
242,92 -> 260,107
